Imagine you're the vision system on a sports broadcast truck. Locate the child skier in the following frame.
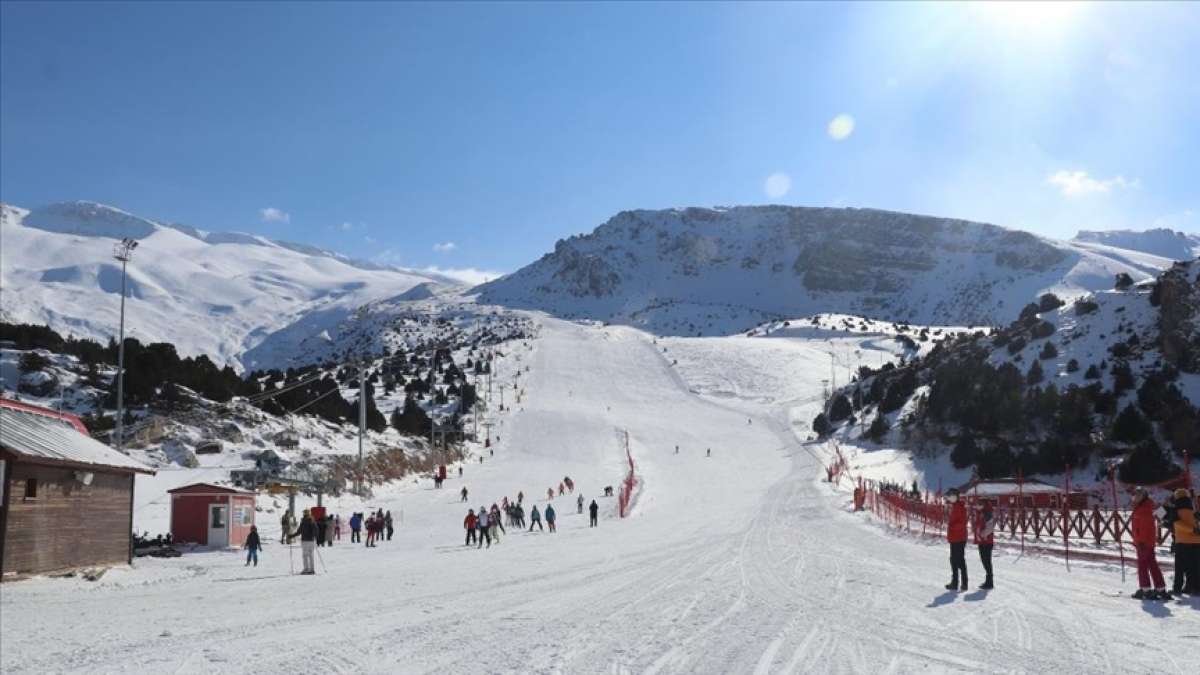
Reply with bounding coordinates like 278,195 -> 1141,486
529,505 -> 543,532
244,525 -> 262,566
974,501 -> 994,590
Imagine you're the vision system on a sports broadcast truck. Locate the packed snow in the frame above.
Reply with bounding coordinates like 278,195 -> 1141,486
3,315 -> 1197,674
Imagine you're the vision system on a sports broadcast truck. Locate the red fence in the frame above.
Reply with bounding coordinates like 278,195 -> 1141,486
866,486 -> 1180,546
617,431 -> 638,518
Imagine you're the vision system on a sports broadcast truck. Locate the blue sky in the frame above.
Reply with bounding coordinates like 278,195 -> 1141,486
2,2 -> 1197,279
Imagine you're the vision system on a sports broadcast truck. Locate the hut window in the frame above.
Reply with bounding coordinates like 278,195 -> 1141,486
24,478 -> 38,500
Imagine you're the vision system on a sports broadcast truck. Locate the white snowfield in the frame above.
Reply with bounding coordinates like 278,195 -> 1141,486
2,317 -> 1198,674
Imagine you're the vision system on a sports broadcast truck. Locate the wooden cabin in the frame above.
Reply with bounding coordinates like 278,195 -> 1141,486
168,483 -> 255,548
0,398 -> 155,580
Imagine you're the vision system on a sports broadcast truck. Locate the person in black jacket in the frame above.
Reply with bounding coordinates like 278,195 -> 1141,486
244,525 -> 262,566
589,500 -> 599,528
291,510 -> 318,575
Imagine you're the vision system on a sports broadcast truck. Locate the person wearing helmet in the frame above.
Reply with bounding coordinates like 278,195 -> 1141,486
1130,487 -> 1168,600
1166,488 -> 1199,596
945,488 -> 968,591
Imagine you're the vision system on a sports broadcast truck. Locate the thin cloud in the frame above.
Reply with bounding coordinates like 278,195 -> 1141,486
338,222 -> 354,231
827,114 -> 855,141
422,266 -> 501,286
764,173 -> 792,200
1046,170 -> 1139,197
260,207 -> 290,224
433,241 -> 458,253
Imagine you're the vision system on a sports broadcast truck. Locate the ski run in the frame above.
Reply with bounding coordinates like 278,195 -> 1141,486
2,316 -> 1199,674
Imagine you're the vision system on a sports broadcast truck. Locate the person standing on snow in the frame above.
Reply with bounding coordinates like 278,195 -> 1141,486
385,511 -> 395,541
974,501 -> 994,590
477,508 -> 492,548
1166,488 -> 1199,596
464,509 -> 478,546
244,525 -> 263,566
491,504 -> 505,539
349,512 -> 362,543
577,494 -> 585,515
547,487 -> 555,501
945,488 -> 968,591
589,500 -> 599,528
461,486 -> 469,503
517,491 -> 524,505
291,510 -> 318,575
316,513 -> 328,547
529,505 -> 544,532
546,504 -> 557,533
1130,487 -> 1168,599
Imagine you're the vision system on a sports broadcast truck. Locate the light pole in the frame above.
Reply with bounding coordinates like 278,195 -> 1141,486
113,238 -> 138,453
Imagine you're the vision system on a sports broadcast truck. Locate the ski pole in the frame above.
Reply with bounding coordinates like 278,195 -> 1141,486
314,544 -> 329,574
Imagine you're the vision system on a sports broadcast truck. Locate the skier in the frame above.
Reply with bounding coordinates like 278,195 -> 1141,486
365,514 -> 377,547
516,503 -> 526,528
386,511 -> 395,541
334,514 -> 342,541
349,512 -> 362,543
280,511 -> 294,544
559,482 -> 565,496
546,504 -> 557,533
243,525 -> 262,566
461,486 -> 469,503
324,514 -> 336,547
945,488 -> 968,591
477,508 -> 492,548
1166,488 -> 1199,596
974,500 -> 994,590
458,466 -> 463,477
490,504 -> 504,542
290,509 -> 318,575
529,505 -> 544,532
316,513 -> 328,547
548,487 -> 555,501
675,445 -> 679,455
464,509 -> 477,546
517,491 -> 524,504
589,500 -> 599,528
577,494 -> 584,515
1130,487 -> 1168,599
706,448 -> 711,457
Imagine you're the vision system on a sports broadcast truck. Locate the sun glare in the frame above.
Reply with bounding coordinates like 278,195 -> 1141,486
974,1 -> 1083,29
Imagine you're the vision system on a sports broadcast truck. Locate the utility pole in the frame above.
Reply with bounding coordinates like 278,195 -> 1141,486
357,358 -> 366,496
112,238 -> 138,453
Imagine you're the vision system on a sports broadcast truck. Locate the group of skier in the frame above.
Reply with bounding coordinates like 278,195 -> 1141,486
941,485 -> 1200,601
462,481 -> 601,547
1129,487 -> 1199,600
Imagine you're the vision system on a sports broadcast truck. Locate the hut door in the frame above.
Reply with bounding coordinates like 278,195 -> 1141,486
208,504 -> 228,548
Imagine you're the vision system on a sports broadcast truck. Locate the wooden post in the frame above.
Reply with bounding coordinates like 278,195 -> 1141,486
1063,465 -> 1072,572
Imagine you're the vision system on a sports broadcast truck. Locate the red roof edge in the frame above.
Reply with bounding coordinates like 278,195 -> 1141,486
0,397 -> 89,434
168,482 -> 255,495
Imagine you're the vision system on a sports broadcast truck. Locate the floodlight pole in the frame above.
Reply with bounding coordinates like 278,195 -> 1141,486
113,238 -> 138,453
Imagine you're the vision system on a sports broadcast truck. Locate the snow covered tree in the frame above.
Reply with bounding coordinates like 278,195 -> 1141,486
18,351 -> 48,373
812,412 -> 832,437
392,395 -> 432,437
867,414 -> 889,443
829,394 -> 853,422
1026,359 -> 1044,385
1039,342 -> 1058,360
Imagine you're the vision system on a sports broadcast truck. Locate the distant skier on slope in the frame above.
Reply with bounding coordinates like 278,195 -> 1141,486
1130,487 -> 1168,599
529,505 -> 543,532
477,508 -> 492,548
559,482 -> 566,496
945,489 -> 968,591
589,500 -> 599,528
546,504 -> 557,533
577,494 -> 584,514
461,486 -> 469,502
385,511 -> 395,541
548,487 -> 555,501
974,501 -> 995,590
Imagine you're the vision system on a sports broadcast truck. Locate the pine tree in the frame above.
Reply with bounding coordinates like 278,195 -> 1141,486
1027,359 -> 1044,385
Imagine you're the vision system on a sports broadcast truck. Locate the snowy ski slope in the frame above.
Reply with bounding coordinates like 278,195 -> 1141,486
1,316 -> 1198,674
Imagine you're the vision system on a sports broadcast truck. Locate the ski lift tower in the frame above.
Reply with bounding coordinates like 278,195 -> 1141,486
112,237 -> 138,453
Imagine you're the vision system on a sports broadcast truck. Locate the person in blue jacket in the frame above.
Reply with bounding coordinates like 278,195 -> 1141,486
545,504 -> 557,533
349,512 -> 363,543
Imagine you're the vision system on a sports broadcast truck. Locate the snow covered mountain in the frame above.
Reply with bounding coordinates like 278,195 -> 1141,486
1073,227 -> 1200,262
476,206 -> 1176,334
1,201 -> 459,370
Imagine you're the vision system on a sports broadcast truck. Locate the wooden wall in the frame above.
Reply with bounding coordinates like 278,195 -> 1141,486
2,461 -> 133,577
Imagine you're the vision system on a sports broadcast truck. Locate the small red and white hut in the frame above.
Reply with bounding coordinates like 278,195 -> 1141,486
168,483 -> 255,548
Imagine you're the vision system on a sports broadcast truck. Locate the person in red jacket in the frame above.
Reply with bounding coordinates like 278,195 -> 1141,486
1129,487 -> 1167,599
974,500 -> 995,590
945,488 -> 969,591
464,509 -> 478,546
